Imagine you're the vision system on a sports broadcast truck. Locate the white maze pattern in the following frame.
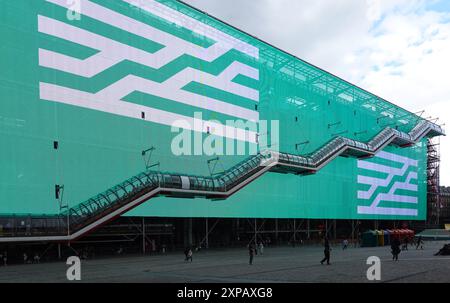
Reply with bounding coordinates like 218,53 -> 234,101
38,0 -> 259,142
357,151 -> 419,216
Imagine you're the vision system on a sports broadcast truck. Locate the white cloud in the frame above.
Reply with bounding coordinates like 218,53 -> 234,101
184,0 -> 450,184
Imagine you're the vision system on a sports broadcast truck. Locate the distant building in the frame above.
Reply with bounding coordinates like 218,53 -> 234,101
439,187 -> 450,221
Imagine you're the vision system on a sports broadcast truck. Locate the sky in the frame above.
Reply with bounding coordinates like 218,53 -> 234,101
184,0 -> 450,185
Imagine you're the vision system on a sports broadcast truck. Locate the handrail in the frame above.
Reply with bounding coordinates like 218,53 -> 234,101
0,120 -> 444,242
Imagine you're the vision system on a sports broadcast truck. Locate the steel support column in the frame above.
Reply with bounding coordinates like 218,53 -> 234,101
307,219 -> 310,240
293,219 -> 296,243
333,220 -> 337,240
205,218 -> 209,249
142,217 -> 146,254
184,218 -> 193,247
351,220 -> 355,245
275,219 -> 278,242
254,218 -> 257,247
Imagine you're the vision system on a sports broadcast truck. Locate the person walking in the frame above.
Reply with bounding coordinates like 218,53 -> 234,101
342,239 -> 349,250
320,237 -> 331,265
184,247 -> 188,261
249,244 -> 256,265
258,242 -> 264,255
33,253 -> 41,264
416,236 -> 424,250
391,237 -> 401,261
184,247 -> 193,262
187,248 -> 193,262
402,237 -> 409,251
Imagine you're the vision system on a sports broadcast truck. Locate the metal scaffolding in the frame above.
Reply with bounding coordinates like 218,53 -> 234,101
427,138 -> 441,225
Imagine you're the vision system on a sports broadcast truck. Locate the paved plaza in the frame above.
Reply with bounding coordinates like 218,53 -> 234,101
0,241 -> 449,283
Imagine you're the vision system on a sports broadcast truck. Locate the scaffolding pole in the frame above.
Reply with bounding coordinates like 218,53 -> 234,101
293,219 -> 296,243
427,138 -> 441,226
275,219 -> 278,242
205,218 -> 209,249
307,219 -> 310,240
199,219 -> 220,248
254,219 -> 257,247
333,220 -> 337,240
142,217 -> 146,254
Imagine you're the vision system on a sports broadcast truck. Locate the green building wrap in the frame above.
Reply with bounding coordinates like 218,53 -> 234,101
0,0 -> 441,222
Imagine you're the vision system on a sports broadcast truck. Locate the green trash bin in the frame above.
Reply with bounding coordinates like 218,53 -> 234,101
361,230 -> 377,247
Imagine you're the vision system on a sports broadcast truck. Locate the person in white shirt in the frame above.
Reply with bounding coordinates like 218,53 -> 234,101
258,242 -> 264,255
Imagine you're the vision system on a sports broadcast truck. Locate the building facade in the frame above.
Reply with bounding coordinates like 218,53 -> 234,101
0,0 -> 445,243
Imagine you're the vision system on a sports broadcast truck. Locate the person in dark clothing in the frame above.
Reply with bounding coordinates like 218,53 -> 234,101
187,248 -> 193,262
342,239 -> 349,250
249,244 -> 256,265
416,236 -> 424,250
2,251 -> 7,266
434,244 -> 450,256
184,247 -> 193,262
402,237 -> 409,251
391,237 -> 401,261
320,237 -> 331,265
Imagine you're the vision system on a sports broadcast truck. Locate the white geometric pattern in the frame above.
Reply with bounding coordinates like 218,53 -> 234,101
357,151 -> 419,216
38,0 -> 260,142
